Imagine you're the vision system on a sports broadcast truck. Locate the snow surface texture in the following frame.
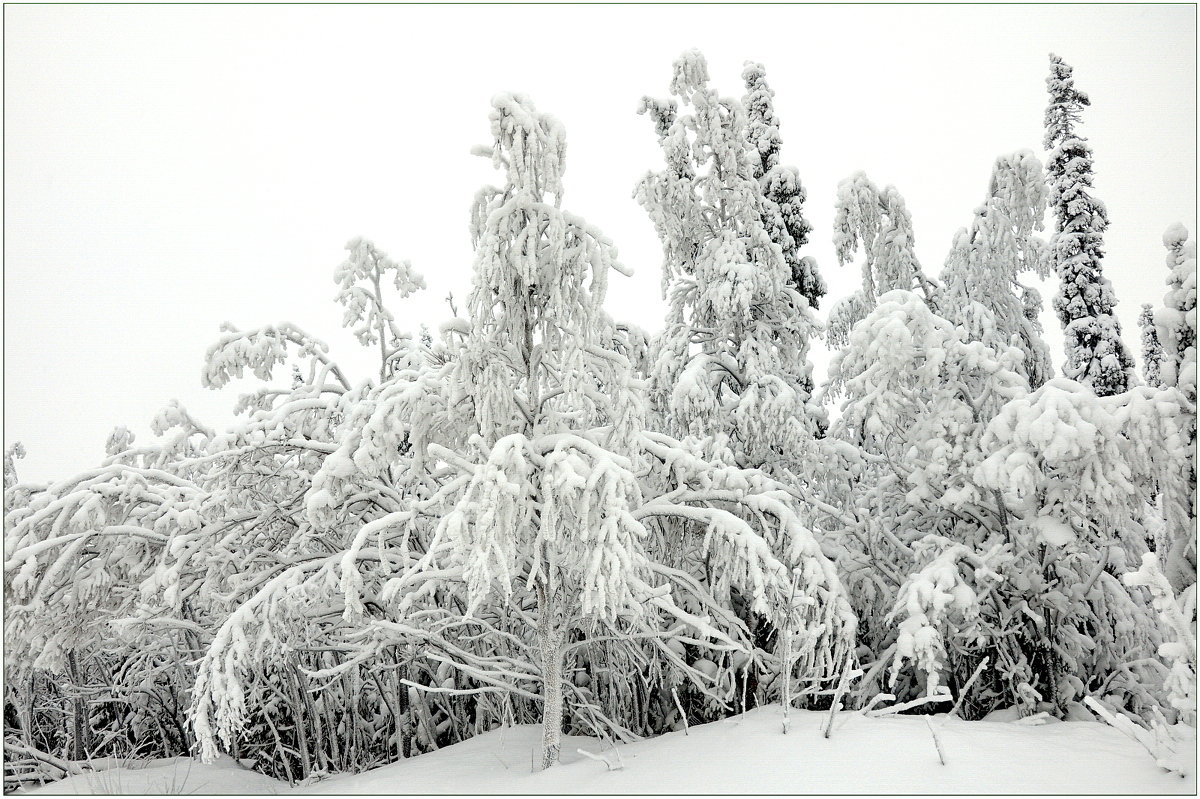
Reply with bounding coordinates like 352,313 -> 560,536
20,706 -> 1194,795
20,754 -> 282,795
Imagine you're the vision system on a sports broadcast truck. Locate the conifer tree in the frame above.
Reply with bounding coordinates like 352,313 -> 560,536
1043,54 -> 1135,396
1155,224 -> 1197,413
637,50 -> 824,472
1152,223 -> 1197,589
741,62 -> 825,309
1140,303 -> 1165,388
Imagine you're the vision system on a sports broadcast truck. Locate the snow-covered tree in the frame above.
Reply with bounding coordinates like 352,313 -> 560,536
741,61 -> 825,309
4,421 -> 212,766
974,379 -> 1188,714
823,290 -> 1030,704
1154,224 -> 1197,441
939,151 -> 1054,389
829,173 -> 937,348
1043,53 -> 1135,396
824,286 -> 1184,720
334,237 -> 426,382
1140,303 -> 1165,388
1149,223 -> 1198,591
4,442 -> 26,491
191,92 -> 855,775
637,50 -> 825,474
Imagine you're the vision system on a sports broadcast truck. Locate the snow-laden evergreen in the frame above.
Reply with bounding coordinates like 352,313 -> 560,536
637,50 -> 825,472
741,61 -> 825,310
1043,54 -> 1135,396
1154,224 -> 1197,445
1147,223 -> 1198,591
1140,304 -> 1165,388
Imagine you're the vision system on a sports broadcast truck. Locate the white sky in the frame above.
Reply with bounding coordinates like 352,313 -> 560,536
4,4 -> 1196,484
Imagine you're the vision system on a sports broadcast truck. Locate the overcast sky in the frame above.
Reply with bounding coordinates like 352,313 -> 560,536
5,4 -> 1196,484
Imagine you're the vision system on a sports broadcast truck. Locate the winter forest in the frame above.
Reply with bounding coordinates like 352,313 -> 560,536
4,31 -> 1197,795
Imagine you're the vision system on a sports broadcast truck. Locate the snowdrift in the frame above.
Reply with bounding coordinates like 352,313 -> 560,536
21,705 -> 1195,795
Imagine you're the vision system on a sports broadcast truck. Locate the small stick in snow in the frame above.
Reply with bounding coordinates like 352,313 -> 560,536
671,686 -> 689,735
823,653 -> 857,739
741,663 -> 749,718
866,690 -> 952,717
607,740 -> 626,771
924,716 -> 946,765
577,748 -> 623,771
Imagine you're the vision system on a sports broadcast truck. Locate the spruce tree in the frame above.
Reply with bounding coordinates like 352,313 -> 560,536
1043,53 -> 1135,396
1153,223 -> 1197,589
1139,303 -> 1165,388
1156,224 -> 1197,406
637,50 -> 824,473
741,62 -> 825,309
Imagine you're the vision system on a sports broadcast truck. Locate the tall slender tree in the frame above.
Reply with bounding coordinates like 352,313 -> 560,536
1151,223 -> 1197,590
1155,224 -> 1197,413
1043,53 -> 1135,396
1139,303 -> 1165,388
741,61 -> 825,310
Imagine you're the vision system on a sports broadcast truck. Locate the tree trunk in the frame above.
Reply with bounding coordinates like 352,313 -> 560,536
781,627 -> 792,734
538,625 -> 564,771
397,659 -> 411,759
65,651 -> 88,762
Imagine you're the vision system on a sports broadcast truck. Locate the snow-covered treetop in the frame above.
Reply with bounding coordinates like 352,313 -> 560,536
463,92 -> 633,450
334,237 -> 426,381
939,151 -> 1051,388
1044,53 -> 1090,151
834,173 -> 932,303
483,92 -> 568,204
741,61 -> 781,179
1140,303 -> 1165,388
4,442 -> 26,491
1164,222 -> 1190,248
741,60 -> 823,310
1153,222 -> 1196,457
985,150 -> 1048,264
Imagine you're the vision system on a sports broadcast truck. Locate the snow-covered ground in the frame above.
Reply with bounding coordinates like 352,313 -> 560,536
19,754 -> 283,795
20,705 -> 1195,795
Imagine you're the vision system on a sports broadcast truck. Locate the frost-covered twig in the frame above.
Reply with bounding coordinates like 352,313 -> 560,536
576,747 -> 624,771
671,686 -> 688,735
865,690 -> 952,717
924,716 -> 946,765
823,653 -> 858,739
